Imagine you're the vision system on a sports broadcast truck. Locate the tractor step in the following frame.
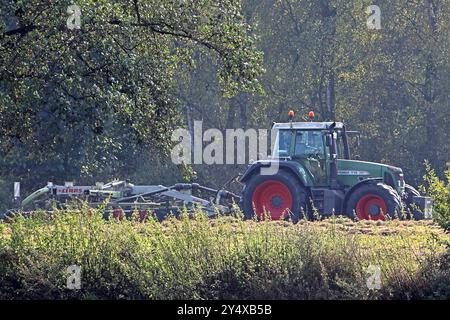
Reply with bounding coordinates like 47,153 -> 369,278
311,189 -> 325,213
311,188 -> 344,216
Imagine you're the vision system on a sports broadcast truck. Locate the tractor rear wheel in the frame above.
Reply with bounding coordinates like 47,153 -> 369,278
241,170 -> 308,222
345,182 -> 402,220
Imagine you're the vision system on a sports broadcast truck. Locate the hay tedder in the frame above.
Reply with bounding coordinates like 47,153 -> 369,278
3,111 -> 433,222
4,180 -> 241,221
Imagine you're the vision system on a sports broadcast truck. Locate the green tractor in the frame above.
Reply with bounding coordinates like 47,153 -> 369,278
240,111 -> 432,221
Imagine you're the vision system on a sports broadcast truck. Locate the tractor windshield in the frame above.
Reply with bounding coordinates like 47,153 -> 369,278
272,129 -> 327,159
293,130 -> 325,157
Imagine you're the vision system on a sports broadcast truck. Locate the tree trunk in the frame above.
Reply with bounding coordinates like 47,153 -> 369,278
424,0 -> 439,168
184,104 -> 194,153
226,100 -> 236,129
326,71 -> 336,120
238,94 -> 248,128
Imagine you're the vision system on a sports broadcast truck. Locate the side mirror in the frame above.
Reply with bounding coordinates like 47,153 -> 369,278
327,122 -> 336,131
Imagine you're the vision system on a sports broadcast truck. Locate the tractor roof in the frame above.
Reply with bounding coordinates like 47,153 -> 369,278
272,122 -> 345,130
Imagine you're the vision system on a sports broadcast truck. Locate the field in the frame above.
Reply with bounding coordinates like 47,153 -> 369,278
0,207 -> 449,300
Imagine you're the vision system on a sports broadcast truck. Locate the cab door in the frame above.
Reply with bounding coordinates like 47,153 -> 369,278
292,130 -> 328,186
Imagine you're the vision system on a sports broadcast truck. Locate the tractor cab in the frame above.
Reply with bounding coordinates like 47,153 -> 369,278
271,121 -> 348,187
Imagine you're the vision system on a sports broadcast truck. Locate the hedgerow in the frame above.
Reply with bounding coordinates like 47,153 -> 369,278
0,207 -> 449,300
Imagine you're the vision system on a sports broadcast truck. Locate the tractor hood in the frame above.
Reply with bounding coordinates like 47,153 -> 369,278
337,159 -> 401,176
337,159 -> 404,192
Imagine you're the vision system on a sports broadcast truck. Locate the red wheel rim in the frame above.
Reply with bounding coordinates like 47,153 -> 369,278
252,180 -> 293,220
139,210 -> 148,223
113,208 -> 124,221
355,194 -> 387,220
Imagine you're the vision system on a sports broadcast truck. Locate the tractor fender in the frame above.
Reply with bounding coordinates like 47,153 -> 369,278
239,160 -> 309,188
341,177 -> 383,212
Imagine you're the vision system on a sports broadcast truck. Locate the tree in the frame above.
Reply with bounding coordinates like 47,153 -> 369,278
0,0 -> 263,187
180,0 -> 450,186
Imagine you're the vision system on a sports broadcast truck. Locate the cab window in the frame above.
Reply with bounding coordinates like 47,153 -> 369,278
272,130 -> 292,157
336,131 -> 345,159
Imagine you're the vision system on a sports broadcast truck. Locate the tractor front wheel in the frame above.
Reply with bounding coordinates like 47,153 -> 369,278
402,184 -> 421,219
241,170 -> 308,222
345,182 -> 402,220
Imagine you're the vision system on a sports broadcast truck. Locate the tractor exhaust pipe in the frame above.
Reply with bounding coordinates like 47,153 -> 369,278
327,123 -> 339,189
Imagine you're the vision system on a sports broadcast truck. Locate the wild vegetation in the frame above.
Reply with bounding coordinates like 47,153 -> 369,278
0,207 -> 449,300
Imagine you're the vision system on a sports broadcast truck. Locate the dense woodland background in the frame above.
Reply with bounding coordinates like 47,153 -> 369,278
0,0 -> 449,210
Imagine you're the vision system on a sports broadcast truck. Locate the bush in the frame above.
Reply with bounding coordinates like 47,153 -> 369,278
420,161 -> 450,231
0,207 -> 449,300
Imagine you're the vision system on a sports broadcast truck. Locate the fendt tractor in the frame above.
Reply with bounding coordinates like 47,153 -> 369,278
240,111 -> 432,221
4,111 -> 432,222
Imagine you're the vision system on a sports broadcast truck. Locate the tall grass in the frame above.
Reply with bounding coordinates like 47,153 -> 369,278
0,206 -> 449,300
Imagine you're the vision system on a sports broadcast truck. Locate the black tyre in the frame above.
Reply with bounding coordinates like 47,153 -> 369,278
345,182 -> 402,220
402,184 -> 421,219
241,169 -> 309,222
2,209 -> 21,222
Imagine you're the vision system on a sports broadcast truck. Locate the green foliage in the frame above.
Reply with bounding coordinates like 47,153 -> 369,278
420,161 -> 450,231
0,208 -> 449,299
0,179 -> 11,213
0,0 -> 263,188
182,0 -> 450,188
